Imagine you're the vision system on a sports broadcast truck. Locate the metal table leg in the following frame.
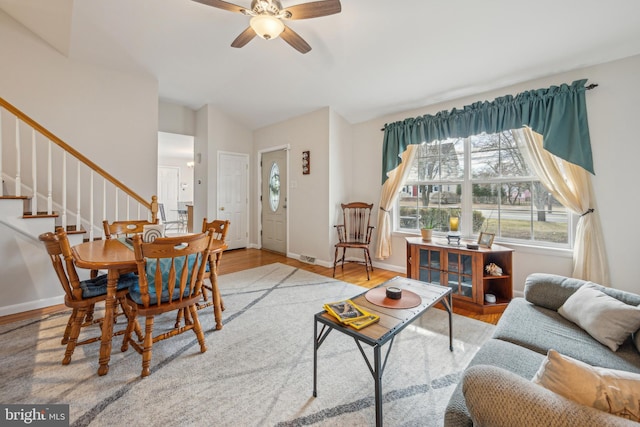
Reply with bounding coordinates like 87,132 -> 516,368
374,344 -> 383,426
313,318 -> 332,398
440,292 -> 454,351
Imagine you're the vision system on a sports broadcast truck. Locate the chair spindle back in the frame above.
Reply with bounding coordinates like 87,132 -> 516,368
131,232 -> 213,309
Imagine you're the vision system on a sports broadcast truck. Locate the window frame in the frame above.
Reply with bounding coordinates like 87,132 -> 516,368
394,132 -> 576,250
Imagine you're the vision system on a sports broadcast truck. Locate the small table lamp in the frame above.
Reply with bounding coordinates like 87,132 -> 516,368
447,215 -> 461,245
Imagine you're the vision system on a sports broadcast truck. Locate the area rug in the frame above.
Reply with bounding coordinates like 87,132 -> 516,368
0,263 -> 495,426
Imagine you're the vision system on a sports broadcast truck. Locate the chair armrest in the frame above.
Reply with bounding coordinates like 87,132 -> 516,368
334,224 -> 346,243
462,365 -> 636,427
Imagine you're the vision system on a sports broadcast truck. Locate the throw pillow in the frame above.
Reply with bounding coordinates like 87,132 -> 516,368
557,282 -> 640,351
143,224 -> 165,243
532,349 -> 640,422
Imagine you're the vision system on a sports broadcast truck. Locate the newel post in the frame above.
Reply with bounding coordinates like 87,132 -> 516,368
150,195 -> 158,223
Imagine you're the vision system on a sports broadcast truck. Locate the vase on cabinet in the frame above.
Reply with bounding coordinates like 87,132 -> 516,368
420,228 -> 433,241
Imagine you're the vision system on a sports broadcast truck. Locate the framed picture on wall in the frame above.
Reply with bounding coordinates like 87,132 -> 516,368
478,232 -> 495,248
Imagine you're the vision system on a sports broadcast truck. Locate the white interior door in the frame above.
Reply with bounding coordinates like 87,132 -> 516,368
158,166 -> 179,221
261,149 -> 287,254
218,152 -> 248,249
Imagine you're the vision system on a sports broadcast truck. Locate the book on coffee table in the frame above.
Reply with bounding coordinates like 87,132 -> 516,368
324,299 -> 369,324
323,299 -> 379,329
345,314 -> 380,330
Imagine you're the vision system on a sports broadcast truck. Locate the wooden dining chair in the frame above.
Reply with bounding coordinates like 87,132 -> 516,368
39,228 -> 142,365
200,218 -> 230,308
176,218 -> 230,329
122,231 -> 214,377
103,219 -> 159,239
333,202 -> 375,280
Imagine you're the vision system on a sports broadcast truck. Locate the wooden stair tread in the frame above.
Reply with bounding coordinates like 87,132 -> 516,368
65,225 -> 86,235
23,211 -> 59,219
0,195 -> 29,200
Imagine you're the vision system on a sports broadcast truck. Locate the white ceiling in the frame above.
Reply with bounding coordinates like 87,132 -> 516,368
3,0 -> 640,130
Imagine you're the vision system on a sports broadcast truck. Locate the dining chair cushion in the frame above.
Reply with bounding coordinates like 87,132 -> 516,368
80,272 -> 139,299
128,253 -> 202,305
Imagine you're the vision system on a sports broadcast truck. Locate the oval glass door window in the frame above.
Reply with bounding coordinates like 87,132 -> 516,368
269,162 -> 280,212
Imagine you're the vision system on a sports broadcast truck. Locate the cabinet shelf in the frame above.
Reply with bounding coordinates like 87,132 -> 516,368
406,237 -> 514,314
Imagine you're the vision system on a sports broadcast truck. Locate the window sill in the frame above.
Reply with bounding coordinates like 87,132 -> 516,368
393,231 -> 573,259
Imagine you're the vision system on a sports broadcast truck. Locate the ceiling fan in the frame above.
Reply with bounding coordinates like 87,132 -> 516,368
192,0 -> 341,54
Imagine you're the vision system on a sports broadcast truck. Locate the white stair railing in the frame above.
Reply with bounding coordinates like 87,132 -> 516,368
0,96 -> 158,238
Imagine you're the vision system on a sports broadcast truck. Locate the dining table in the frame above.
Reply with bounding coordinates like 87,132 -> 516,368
72,235 -> 226,376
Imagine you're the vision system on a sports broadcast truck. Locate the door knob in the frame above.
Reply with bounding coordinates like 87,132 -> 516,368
220,207 -> 225,211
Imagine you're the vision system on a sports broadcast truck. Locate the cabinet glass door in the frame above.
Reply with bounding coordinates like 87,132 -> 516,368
418,248 -> 441,285
446,252 -> 473,299
419,268 -> 440,285
461,255 -> 472,275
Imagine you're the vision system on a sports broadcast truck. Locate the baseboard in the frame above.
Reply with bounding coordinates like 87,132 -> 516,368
0,295 -> 65,318
285,250 -> 406,273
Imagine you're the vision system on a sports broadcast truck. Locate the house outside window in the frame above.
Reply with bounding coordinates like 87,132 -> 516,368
395,130 -> 571,248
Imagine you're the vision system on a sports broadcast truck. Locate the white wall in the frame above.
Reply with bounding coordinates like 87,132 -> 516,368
0,9 -> 158,308
193,105 -> 252,232
352,54 -> 640,295
0,9 -> 158,201
159,100 -> 196,136
253,108 -> 331,261
329,110 -> 354,259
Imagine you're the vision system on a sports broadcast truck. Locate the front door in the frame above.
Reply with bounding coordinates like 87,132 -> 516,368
261,149 -> 287,254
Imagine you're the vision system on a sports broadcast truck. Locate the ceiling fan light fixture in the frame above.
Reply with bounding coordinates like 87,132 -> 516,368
250,15 -> 284,40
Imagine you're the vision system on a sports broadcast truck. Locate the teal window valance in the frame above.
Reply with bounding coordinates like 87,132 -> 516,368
381,79 -> 594,184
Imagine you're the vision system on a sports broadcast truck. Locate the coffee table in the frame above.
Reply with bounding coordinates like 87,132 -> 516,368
313,276 -> 453,426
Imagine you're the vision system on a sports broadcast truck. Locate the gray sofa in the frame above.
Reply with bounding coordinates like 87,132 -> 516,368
444,273 -> 640,427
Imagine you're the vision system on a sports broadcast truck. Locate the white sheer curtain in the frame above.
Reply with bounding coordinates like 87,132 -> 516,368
375,145 -> 418,260
513,127 -> 609,285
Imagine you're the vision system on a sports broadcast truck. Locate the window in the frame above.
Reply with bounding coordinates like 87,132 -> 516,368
396,130 -> 571,247
268,162 -> 280,212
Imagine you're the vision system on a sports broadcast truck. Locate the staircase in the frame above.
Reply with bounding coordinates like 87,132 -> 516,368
0,96 -> 158,317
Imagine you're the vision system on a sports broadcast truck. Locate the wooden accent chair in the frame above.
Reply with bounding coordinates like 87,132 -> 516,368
176,218 -> 230,330
103,219 -> 158,239
122,231 -> 214,377
39,228 -> 142,365
333,202 -> 375,280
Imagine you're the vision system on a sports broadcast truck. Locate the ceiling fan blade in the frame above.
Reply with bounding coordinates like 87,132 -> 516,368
283,0 -> 341,20
191,0 -> 246,14
231,27 -> 257,48
280,25 -> 311,54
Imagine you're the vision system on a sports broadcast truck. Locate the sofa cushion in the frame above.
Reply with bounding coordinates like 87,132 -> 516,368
444,338 -> 545,427
492,298 -> 640,373
532,349 -> 640,422
558,282 -> 640,351
524,273 -> 588,310
525,273 -> 640,311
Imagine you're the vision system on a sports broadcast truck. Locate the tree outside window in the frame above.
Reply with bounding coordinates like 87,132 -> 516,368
396,130 -> 569,246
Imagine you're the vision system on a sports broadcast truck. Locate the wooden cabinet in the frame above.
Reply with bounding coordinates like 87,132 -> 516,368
406,237 -> 514,314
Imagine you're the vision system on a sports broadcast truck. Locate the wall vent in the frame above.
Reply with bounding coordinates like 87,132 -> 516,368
299,255 -> 316,264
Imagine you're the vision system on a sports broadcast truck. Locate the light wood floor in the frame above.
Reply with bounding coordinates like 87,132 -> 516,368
0,248 -> 501,326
